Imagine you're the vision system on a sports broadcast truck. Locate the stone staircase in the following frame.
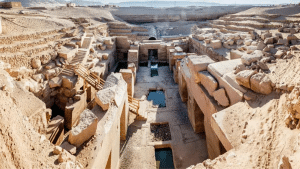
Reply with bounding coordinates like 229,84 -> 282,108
69,49 -> 88,66
128,95 -> 147,120
108,21 -> 149,40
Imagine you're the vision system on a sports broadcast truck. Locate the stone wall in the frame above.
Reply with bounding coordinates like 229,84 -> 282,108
189,36 -> 227,62
139,42 -> 167,62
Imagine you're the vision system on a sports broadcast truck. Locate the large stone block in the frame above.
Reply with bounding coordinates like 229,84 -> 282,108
213,88 -> 229,107
95,87 -> 116,111
230,50 -> 243,59
241,50 -> 263,65
128,49 -> 139,62
65,91 -> 87,130
120,69 -> 134,97
250,73 -> 272,95
187,55 -> 215,73
49,77 -> 62,88
68,109 -> 98,147
198,71 -> 218,96
236,70 -> 257,88
223,72 -> 248,93
210,40 -> 222,49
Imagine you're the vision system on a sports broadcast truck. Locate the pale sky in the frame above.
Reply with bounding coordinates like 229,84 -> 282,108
99,0 -> 300,4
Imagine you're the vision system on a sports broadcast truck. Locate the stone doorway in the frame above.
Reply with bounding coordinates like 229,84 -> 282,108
148,49 -> 158,61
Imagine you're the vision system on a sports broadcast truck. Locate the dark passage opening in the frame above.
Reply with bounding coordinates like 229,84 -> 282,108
149,37 -> 156,40
150,64 -> 158,77
147,90 -> 166,108
148,49 -> 158,60
155,148 -> 175,169
114,62 -> 128,73
123,53 -> 128,60
50,103 -> 64,119
139,62 -> 148,67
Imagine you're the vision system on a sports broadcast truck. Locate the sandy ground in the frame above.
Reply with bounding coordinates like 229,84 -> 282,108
119,66 -> 208,169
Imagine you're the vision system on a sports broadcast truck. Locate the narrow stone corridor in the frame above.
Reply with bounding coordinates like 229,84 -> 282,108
119,66 -> 208,169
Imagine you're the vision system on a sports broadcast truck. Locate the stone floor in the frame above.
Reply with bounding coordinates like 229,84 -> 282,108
119,66 -> 208,169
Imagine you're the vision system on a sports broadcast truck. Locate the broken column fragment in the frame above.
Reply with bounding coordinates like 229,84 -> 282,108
68,109 -> 98,147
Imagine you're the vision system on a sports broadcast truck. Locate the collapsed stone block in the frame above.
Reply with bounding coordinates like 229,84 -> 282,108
264,37 -> 274,44
250,73 -> 272,95
230,50 -> 243,59
213,88 -> 229,107
187,55 -> 215,73
198,71 -> 218,96
210,40 -> 222,49
95,87 -> 116,110
68,109 -> 98,147
65,91 -> 87,130
61,141 -> 77,155
31,58 -> 41,69
223,72 -> 248,94
49,77 -> 62,88
241,50 -> 263,65
236,70 -> 257,88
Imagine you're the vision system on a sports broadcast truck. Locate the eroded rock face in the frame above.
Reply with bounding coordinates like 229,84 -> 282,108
250,73 -> 272,95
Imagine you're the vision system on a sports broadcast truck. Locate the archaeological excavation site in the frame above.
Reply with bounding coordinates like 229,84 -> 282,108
1,1 -> 300,169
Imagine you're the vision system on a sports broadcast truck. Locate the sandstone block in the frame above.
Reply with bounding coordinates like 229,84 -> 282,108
261,32 -> 272,40
241,51 -> 263,65
53,146 -> 62,155
287,34 -> 298,42
210,40 -> 222,49
68,109 -> 98,147
223,72 -> 248,94
250,73 -> 272,95
31,58 -> 41,69
277,38 -> 288,45
230,50 -> 243,59
213,88 -> 229,107
264,37 -> 274,44
61,142 -> 77,155
236,70 -> 257,88
95,87 -> 116,110
187,55 -> 215,72
257,41 -> 266,50
198,71 -> 218,96
274,50 -> 285,59
49,77 -> 62,88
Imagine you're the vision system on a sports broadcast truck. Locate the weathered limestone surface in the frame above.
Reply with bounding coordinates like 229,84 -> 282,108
69,109 -> 98,147
198,71 -> 218,96
65,91 -> 87,130
213,88 -> 229,107
187,55 -> 215,83
236,70 -> 257,88
120,69 -> 134,97
208,59 -> 244,105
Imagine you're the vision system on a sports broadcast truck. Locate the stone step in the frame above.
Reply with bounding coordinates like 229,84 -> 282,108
0,33 -> 65,53
211,20 -> 282,29
109,28 -> 132,33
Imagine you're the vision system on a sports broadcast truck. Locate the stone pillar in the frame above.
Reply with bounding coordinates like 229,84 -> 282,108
128,49 -> 139,71
169,49 -> 175,71
120,96 -> 129,141
120,69 -> 134,97
87,85 -> 96,102
128,63 -> 137,84
187,89 -> 205,133
178,70 -> 188,102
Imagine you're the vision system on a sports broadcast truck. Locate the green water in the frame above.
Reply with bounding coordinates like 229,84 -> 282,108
155,148 -> 175,169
